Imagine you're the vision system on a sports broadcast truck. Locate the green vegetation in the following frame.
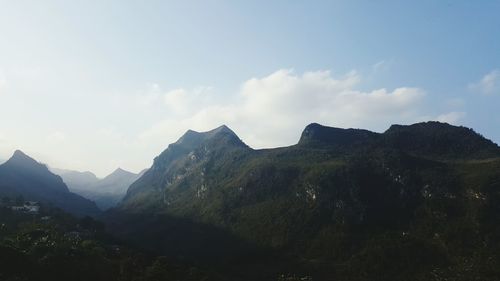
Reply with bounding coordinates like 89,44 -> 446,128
0,202 -> 214,281
112,122 -> 500,280
2,122 -> 500,280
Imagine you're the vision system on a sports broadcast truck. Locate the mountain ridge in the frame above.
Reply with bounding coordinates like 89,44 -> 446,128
52,166 -> 143,210
0,150 -> 100,217
123,125 -> 250,204
108,121 -> 500,280
120,121 -> 500,212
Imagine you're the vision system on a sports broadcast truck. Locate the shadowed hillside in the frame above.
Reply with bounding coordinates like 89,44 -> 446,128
107,122 -> 500,280
0,150 -> 101,217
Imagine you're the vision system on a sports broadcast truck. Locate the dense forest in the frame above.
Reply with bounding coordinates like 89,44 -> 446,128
0,199 -> 218,281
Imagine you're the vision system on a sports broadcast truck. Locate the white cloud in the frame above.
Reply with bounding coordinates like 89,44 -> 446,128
469,69 -> 500,95
140,69 -> 428,149
435,111 -> 466,125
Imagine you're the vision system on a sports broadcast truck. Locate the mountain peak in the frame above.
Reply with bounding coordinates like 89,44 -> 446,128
5,150 -> 41,167
299,123 -> 378,146
0,151 -> 100,216
383,121 -> 500,158
212,124 -> 232,133
205,124 -> 238,138
11,149 -> 32,160
175,125 -> 246,149
183,125 -> 236,137
204,125 -> 247,148
114,167 -> 127,173
1,150 -> 72,193
107,167 -> 136,179
386,121 -> 455,133
384,121 -> 490,141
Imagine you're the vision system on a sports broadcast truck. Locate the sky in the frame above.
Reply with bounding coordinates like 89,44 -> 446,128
0,0 -> 499,177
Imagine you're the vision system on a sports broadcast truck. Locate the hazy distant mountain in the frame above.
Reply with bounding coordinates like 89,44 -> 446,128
95,168 -> 142,194
0,150 -> 100,217
109,122 -> 500,280
53,167 -> 145,210
49,167 -> 100,190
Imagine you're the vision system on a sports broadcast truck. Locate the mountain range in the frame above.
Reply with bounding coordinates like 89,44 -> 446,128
107,121 -> 500,280
52,167 -> 145,210
1,121 -> 500,280
0,150 -> 100,217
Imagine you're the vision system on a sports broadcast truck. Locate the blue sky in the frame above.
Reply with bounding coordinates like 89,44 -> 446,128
0,0 -> 499,176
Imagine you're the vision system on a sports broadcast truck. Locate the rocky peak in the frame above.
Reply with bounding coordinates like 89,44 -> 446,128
4,150 -> 48,171
9,149 -> 36,162
102,168 -> 137,182
174,125 -> 246,150
1,150 -> 70,193
112,167 -> 130,175
383,121 -> 500,159
298,123 -> 378,146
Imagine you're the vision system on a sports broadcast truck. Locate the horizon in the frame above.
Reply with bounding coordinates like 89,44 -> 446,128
1,120 -> 498,177
1,1 -> 499,176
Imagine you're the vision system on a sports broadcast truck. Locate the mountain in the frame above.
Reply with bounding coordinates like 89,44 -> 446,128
0,150 -> 100,217
298,122 -> 379,147
383,121 -> 500,159
109,122 -> 500,281
96,168 -> 142,194
123,125 -> 248,210
49,167 -> 100,190
53,167 -> 143,210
